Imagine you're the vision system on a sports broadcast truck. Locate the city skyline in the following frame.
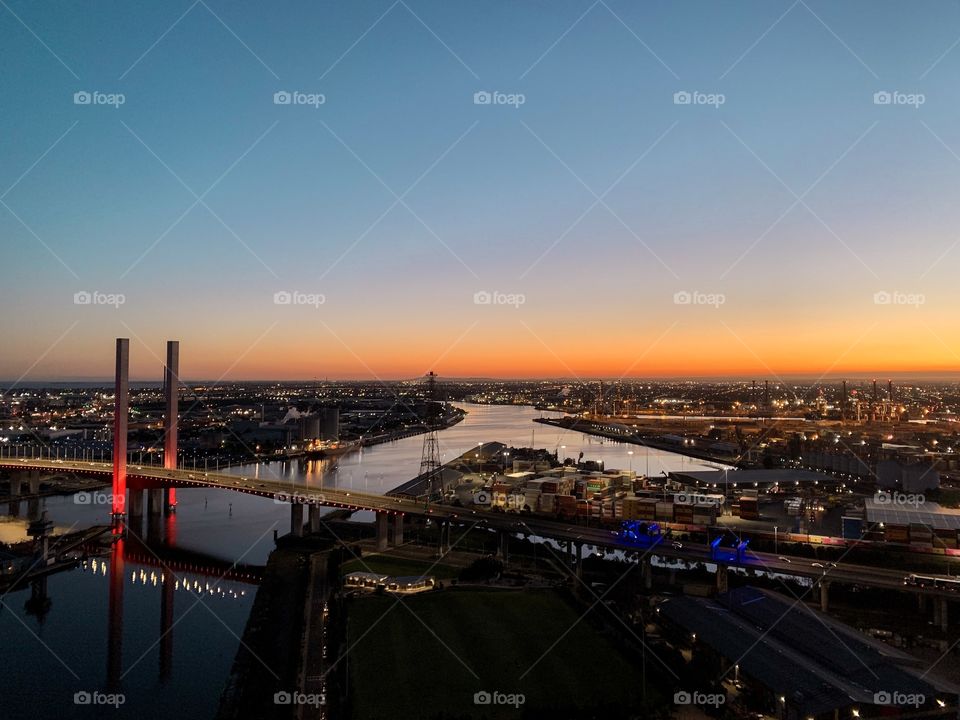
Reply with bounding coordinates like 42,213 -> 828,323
4,1 -> 960,379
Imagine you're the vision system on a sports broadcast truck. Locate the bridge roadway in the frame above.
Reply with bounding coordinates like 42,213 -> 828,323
2,458 -> 957,605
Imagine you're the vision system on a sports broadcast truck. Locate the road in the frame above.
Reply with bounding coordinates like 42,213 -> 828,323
2,458 -> 957,599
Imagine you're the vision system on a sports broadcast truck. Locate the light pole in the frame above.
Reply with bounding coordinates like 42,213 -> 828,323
774,526 -> 778,554
628,450 -> 634,472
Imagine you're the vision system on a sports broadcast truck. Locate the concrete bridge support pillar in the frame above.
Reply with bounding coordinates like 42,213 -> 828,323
308,504 -> 321,534
128,489 -> 144,518
391,514 -> 404,546
375,511 -> 389,551
9,475 -> 21,497
933,597 -> 948,632
126,490 -> 144,538
439,521 -> 451,556
112,338 -> 129,517
497,530 -> 509,562
162,340 -> 179,516
575,542 -> 584,581
28,471 -> 40,495
716,565 -> 729,594
918,594 -> 927,612
819,580 -> 830,613
148,489 -> 164,517
642,558 -> 653,590
291,503 -> 304,537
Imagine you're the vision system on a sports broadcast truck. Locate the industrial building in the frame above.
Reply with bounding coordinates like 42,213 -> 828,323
669,468 -> 833,492
876,458 -> 940,493
658,586 -> 957,720
855,495 -> 960,548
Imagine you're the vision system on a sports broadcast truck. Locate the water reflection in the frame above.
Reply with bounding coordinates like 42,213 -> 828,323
0,507 -> 257,720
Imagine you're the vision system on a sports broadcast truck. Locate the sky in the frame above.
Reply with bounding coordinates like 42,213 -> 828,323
2,0 -> 960,382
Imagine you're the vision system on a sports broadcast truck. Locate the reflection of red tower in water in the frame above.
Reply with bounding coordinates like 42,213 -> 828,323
107,535 -> 125,690
108,512 -> 180,687
160,512 -> 177,681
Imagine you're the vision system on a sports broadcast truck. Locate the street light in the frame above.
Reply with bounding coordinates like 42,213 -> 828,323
774,526 -> 779,554
628,450 -> 634,472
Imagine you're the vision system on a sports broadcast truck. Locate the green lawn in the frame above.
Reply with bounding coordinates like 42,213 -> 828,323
345,589 -> 660,719
340,554 -> 461,580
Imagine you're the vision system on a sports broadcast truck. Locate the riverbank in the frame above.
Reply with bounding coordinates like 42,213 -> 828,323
534,416 -> 743,469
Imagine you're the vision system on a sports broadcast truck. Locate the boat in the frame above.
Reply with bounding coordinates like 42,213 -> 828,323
304,439 -> 360,458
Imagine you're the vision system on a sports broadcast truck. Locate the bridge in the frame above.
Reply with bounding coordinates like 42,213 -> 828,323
1,455 -> 957,630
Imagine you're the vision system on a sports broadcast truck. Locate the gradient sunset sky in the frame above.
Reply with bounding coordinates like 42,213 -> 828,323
2,1 -> 960,381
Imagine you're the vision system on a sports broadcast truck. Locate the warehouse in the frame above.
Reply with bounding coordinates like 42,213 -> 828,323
669,468 -> 833,493
658,586 -> 956,719
861,496 -> 960,548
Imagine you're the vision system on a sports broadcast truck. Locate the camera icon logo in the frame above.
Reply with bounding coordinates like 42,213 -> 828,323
673,91 -> 692,105
74,291 -> 92,305
473,91 -> 492,105
73,691 -> 92,705
673,290 -> 692,305
673,691 -> 692,705
473,691 -> 492,705
74,91 -> 92,105
874,691 -> 892,705
274,91 -> 292,105
473,290 -> 492,305
873,91 -> 892,105
75,492 -> 92,505
274,691 -> 292,705
274,290 -> 292,305
873,290 -> 891,305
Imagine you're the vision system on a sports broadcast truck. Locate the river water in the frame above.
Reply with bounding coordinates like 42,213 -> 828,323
0,403 -> 719,719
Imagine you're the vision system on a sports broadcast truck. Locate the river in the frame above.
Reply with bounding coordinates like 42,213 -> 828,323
0,403 -> 720,719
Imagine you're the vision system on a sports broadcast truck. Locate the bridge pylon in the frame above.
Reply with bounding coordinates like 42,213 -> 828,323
163,340 -> 179,514
112,339 -> 129,518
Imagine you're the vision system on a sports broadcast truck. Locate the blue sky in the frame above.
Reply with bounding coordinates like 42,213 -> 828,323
2,1 -> 960,380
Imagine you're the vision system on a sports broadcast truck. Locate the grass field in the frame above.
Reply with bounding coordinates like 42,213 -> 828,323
345,588 -> 659,719
340,554 -> 461,580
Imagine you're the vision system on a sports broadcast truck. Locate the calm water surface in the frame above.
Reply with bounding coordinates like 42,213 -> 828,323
0,404 -> 720,719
